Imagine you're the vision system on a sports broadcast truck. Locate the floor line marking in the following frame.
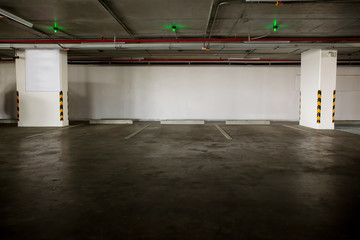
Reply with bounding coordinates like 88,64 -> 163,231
282,124 -> 329,137
124,123 -> 151,139
214,124 -> 232,140
26,124 -> 84,139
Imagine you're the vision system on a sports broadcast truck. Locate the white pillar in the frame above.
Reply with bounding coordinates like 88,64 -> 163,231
16,49 -> 69,127
300,49 -> 337,129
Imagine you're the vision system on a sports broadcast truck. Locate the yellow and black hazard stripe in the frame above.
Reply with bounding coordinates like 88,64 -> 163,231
299,92 -> 301,120
332,90 -> 336,123
60,91 -> 64,121
317,90 -> 321,123
67,91 -> 69,119
16,91 -> 19,121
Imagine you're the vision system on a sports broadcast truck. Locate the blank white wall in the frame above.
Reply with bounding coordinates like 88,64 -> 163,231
300,50 -> 321,128
1,63 -> 360,121
0,63 -> 16,119
336,67 -> 360,120
68,65 -> 301,120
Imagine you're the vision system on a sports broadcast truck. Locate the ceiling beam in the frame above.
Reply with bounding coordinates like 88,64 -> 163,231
205,0 -> 360,43
1,38 -> 359,44
245,0 -> 360,2
98,0 -> 134,39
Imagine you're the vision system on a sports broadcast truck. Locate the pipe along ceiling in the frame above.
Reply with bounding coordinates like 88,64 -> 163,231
1,0 -> 360,63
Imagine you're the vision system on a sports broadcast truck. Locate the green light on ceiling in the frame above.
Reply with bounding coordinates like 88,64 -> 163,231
265,20 -> 284,31
165,22 -> 184,32
53,22 -> 58,33
45,21 -> 65,33
273,20 -> 278,32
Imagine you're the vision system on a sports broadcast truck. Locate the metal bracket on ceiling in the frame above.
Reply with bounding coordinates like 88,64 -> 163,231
205,1 -> 248,48
0,8 -> 33,27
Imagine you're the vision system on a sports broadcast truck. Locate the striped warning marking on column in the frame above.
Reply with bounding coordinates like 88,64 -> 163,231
332,90 -> 336,123
299,92 -> 301,120
67,91 -> 69,119
317,90 -> 321,124
16,91 -> 19,121
60,91 -> 64,121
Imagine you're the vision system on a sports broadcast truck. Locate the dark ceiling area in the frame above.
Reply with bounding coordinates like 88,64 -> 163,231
0,0 -> 360,64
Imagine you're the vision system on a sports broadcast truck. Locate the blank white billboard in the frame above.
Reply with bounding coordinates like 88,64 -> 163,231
25,49 -> 60,92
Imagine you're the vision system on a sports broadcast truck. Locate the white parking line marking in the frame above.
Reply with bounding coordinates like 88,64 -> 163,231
124,123 -> 151,139
282,125 -> 329,137
214,124 -> 232,140
26,124 -> 84,139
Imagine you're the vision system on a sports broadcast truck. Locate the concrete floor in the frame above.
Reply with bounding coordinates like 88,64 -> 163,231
336,124 -> 360,135
1,122 -> 360,240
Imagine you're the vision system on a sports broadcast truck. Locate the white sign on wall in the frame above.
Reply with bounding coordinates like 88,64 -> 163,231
25,49 -> 60,92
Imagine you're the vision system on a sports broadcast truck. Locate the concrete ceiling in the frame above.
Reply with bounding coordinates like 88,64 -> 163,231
0,0 -> 360,63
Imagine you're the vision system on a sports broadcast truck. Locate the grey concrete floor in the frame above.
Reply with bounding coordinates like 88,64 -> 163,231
336,124 -> 360,135
0,122 -> 360,240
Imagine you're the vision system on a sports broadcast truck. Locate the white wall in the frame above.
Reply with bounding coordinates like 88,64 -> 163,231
299,50 -> 321,128
319,50 -> 337,128
68,65 -> 301,120
15,50 -> 69,127
300,49 -> 337,129
0,63 -> 16,119
336,67 -> 360,120
1,63 -> 360,121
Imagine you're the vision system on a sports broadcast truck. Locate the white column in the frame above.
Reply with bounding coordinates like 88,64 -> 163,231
300,49 -> 337,129
16,49 -> 69,127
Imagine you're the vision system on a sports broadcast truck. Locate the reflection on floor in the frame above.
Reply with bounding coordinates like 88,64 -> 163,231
336,124 -> 360,135
0,122 -> 360,240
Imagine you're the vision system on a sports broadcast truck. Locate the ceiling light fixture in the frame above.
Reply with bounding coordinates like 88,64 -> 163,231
165,23 -> 184,32
0,8 -> 33,28
53,22 -> 58,33
273,20 -> 278,32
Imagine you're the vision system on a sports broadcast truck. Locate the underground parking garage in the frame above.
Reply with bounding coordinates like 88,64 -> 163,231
1,0 -> 360,239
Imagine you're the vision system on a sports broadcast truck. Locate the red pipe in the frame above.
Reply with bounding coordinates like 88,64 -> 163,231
1,38 -> 360,44
69,59 -> 300,62
68,58 -> 360,63
0,59 -> 15,62
2,58 -> 360,63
